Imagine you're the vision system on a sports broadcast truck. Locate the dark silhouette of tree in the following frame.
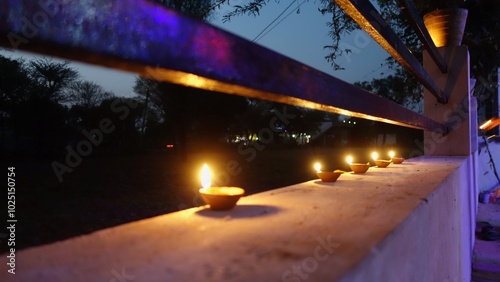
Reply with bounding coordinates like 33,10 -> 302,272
230,99 -> 327,147
28,58 -> 79,103
355,68 -> 422,109
95,97 -> 142,151
0,56 -> 31,104
220,0 -> 500,114
0,55 -> 79,157
134,0 -> 246,157
0,55 -> 31,154
134,78 -> 249,152
151,0 -> 220,20
66,80 -> 114,109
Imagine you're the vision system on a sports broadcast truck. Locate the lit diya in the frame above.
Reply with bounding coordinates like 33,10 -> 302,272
371,152 -> 391,168
199,164 -> 245,210
346,156 -> 370,174
389,151 -> 405,164
314,162 -> 344,182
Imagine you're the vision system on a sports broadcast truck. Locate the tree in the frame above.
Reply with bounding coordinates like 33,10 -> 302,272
28,58 -> 79,103
0,56 -> 83,156
134,0 -> 246,156
354,68 -> 423,110
66,80 -> 114,109
134,78 -> 249,149
220,0 -> 358,71
0,55 -> 31,105
151,0 -> 223,21
0,55 -> 32,153
219,0 -> 500,111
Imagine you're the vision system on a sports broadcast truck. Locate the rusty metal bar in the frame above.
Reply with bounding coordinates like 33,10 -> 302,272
0,0 -> 447,133
397,0 -> 448,74
333,0 -> 447,104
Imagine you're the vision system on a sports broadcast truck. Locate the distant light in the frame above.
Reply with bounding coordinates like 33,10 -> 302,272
479,119 -> 492,130
479,118 -> 500,131
166,144 -> 174,148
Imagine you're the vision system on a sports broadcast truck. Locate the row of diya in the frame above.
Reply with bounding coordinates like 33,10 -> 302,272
315,151 -> 405,182
197,151 -> 405,211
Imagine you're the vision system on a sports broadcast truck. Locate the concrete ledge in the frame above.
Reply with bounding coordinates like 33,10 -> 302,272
1,156 -> 474,281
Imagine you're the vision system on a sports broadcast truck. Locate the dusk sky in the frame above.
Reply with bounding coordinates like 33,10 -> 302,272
2,1 -> 391,97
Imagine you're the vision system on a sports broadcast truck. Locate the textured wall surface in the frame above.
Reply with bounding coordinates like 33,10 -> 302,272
0,156 -> 474,282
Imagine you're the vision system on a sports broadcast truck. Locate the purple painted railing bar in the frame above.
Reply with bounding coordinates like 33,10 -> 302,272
334,0 -> 447,104
397,0 -> 448,74
0,0 -> 447,132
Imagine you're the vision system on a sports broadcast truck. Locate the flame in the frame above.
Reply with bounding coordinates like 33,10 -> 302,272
479,119 -> 492,130
389,151 -> 395,158
346,156 -> 353,165
371,152 -> 378,161
201,164 -> 211,189
314,162 -> 321,172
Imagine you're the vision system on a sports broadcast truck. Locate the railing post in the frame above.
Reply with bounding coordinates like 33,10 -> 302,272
423,46 -> 475,156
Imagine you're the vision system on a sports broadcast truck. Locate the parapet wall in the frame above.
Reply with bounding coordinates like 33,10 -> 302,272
1,156 -> 476,282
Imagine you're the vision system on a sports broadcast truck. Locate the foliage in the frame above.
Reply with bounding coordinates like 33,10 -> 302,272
219,0 -> 360,71
355,68 -> 422,107
375,0 -> 500,111
134,78 -> 248,144
0,54 -> 145,157
0,56 -> 27,111
133,0 -> 326,151
222,0 -> 269,22
27,58 -> 79,103
66,80 -> 114,109
0,55 -> 77,156
150,0 -> 226,21
462,0 -> 500,117
218,0 -> 500,111
319,1 -> 361,71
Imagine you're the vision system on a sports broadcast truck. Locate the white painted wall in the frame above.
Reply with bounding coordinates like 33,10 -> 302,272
478,138 -> 500,192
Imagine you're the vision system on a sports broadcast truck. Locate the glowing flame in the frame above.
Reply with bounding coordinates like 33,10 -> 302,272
389,151 -> 395,158
479,119 -> 492,130
346,156 -> 353,165
314,162 -> 321,172
371,152 -> 378,161
201,164 -> 211,189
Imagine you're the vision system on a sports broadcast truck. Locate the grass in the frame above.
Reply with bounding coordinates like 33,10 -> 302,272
1,144 -> 418,253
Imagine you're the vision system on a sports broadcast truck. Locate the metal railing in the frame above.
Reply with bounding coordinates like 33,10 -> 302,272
334,0 -> 448,104
0,0 -> 448,133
